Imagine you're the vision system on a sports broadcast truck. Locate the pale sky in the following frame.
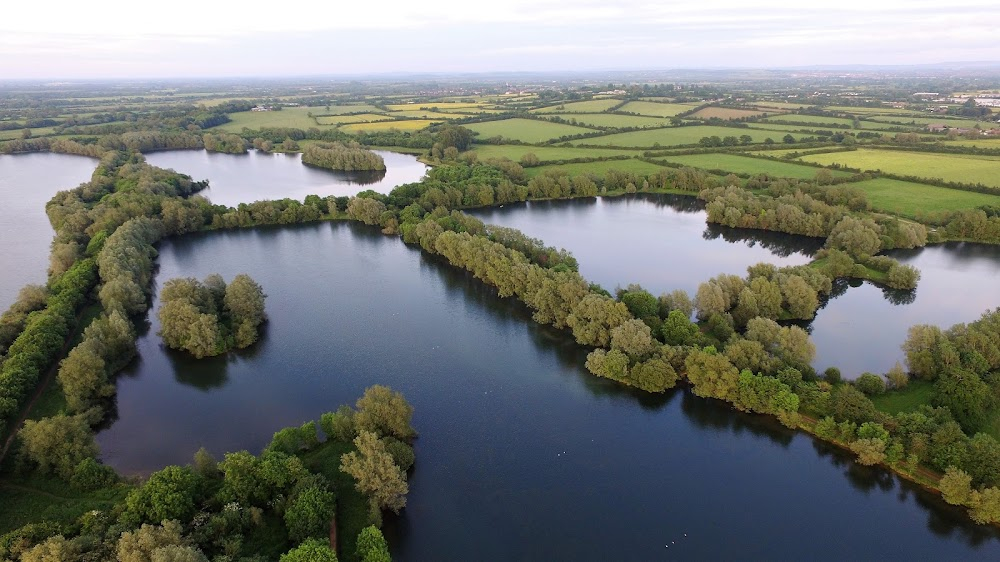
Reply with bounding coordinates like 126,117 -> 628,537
3,0 -> 1000,79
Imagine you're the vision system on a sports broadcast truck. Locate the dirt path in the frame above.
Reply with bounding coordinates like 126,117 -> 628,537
329,514 -> 338,553
0,309 -> 85,466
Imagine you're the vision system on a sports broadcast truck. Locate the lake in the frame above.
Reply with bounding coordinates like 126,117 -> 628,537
145,149 -> 428,207
470,197 -> 1000,377
96,222 -> 1000,560
0,153 -> 96,311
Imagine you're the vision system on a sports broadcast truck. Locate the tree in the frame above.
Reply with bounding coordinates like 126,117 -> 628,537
285,483 -> 336,542
151,546 -> 209,562
122,466 -> 200,525
565,294 -> 630,348
347,197 -> 387,226
19,413 -> 97,480
619,287 -> 658,320
658,289 -> 693,318
850,438 -> 887,466
886,362 -> 909,389
355,385 -> 415,440
321,405 -> 357,442
224,274 -> 267,347
661,310 -> 699,346
685,348 -> 739,401
855,373 -> 887,396
826,216 -> 882,260
609,319 -> 656,360
58,343 -> 111,413
356,526 -> 391,562
934,368 -> 993,433
116,521 -> 186,562
519,153 -> 541,167
970,487 -> 1000,524
20,535 -> 81,562
341,431 -> 409,525
279,538 -> 338,562
830,385 -> 878,425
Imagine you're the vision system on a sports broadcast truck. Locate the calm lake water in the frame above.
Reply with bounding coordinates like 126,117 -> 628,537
471,197 -> 1000,377
145,149 -> 428,207
97,222 -> 1000,560
0,153 -> 96,310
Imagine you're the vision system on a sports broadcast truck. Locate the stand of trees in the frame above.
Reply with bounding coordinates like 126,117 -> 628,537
7,386 -> 409,561
302,142 -> 386,172
157,274 -> 267,358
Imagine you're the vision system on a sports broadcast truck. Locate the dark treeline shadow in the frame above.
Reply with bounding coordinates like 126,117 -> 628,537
631,192 -> 706,213
702,222 -> 825,258
679,389 -> 795,448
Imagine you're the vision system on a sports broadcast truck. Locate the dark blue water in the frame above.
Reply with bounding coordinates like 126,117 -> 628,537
0,153 -> 96,310
96,222 -> 1000,560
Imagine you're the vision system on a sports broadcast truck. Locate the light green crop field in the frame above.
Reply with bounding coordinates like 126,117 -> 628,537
659,153 -> 850,179
533,99 -> 621,113
571,126 -> 773,148
824,106 -> 926,115
942,138 -> 1000,148
764,114 -> 862,128
315,113 -> 395,125
865,115 -> 988,127
691,107 -> 768,120
213,107 -> 323,131
436,107 -> 508,114
317,104 -> 384,115
799,149 -> 1000,187
844,178 -> 1000,216
385,102 -> 493,111
471,144 -> 642,161
464,118 -> 595,143
527,158 -> 667,178
0,127 -> 57,140
619,101 -> 694,117
751,101 -> 811,110
388,110 -> 462,120
746,147 -> 844,157
547,113 -> 670,128
743,122 -> 830,133
339,119 -> 439,133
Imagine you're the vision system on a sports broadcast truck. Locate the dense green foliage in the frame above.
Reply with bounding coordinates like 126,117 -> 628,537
157,274 -> 267,358
302,142 -> 386,172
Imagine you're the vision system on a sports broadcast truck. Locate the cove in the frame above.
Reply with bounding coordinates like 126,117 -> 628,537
145,149 -> 428,207
96,222 -> 1000,560
0,153 -> 96,310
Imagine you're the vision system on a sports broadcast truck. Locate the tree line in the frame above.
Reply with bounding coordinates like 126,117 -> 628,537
301,142 -> 386,172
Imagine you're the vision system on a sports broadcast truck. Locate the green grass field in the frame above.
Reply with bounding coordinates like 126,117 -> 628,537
691,107 -> 768,120
464,118 -> 595,143
213,107 -> 324,132
527,158 -> 667,178
659,153 -> 849,179
317,104 -> 385,115
750,101 -> 812,110
547,113 -> 670,128
471,144 -> 642,161
385,102 -> 492,112
571,126 -> 773,148
315,113 -> 394,125
764,114 -> 863,128
799,149 -> 1000,188
871,380 -> 935,415
300,441 -> 370,562
340,119 -> 439,133
865,115 -> 989,128
533,99 -> 621,113
619,101 -> 694,117
841,178 -> 1000,216
388,110 -> 462,120
0,472 -> 129,534
943,137 -> 1000,148
743,122 -> 830,133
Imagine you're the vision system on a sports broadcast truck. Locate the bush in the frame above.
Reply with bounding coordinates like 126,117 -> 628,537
855,373 -> 886,395
70,458 -> 118,491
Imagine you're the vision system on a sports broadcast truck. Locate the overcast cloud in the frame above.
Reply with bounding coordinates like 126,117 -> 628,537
3,0 -> 1000,78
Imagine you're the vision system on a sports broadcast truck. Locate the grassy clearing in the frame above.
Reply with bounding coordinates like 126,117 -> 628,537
691,107 -> 768,120
843,178 -> 1000,216
214,107 -> 323,132
0,127 -> 57,140
660,153 -> 849,179
340,120 -> 438,133
471,144 -> 641,161
547,113 -> 670,128
764,114 -> 863,128
743,122 -> 831,133
618,101 -> 693,117
943,138 -> 1000,148
527,158 -> 667,178
866,115 -> 990,128
532,99 -> 621,113
0,472 -> 129,534
572,126 -> 773,148
315,114 -> 395,125
464,118 -> 595,143
300,441 -> 369,562
799,149 -> 1000,188
317,104 -> 385,115
750,101 -> 812,110
385,102 -> 489,112
870,380 -> 935,415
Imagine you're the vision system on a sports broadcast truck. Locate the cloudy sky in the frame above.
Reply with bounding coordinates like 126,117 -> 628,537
3,0 -> 1000,79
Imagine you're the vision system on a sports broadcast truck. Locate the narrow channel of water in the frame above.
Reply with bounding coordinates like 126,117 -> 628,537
0,153 -> 96,310
96,223 -> 1000,560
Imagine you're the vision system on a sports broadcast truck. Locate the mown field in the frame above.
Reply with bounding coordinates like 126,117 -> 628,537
464,118 -> 594,143
339,119 -> 439,133
213,107 -> 324,132
799,149 -> 1000,188
319,104 -> 385,115
315,113 -> 394,125
547,113 -> 670,128
691,107 -> 768,120
843,178 -> 1000,216
571,125 -> 775,148
533,99 -> 621,113
389,110 -> 462,120
527,158 -> 668,178
471,144 -> 641,161
618,101 -> 695,117
659,153 -> 851,179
